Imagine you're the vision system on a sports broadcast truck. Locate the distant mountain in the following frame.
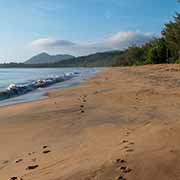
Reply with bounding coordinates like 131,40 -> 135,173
0,51 -> 123,68
53,51 -> 123,67
0,50 -> 134,68
25,52 -> 74,64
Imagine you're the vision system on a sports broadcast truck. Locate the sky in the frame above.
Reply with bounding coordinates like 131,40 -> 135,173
0,0 -> 180,62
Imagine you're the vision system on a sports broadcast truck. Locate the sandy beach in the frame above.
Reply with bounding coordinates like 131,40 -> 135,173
1,64 -> 180,180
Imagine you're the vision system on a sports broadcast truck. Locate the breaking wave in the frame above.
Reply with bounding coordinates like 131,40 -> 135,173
0,72 -> 79,101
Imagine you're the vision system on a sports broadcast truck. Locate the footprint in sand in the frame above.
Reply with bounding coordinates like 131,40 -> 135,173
15,159 -> 23,164
120,166 -> 127,171
124,168 -> 132,173
32,158 -> 37,162
78,95 -> 87,104
80,102 -> 85,113
123,141 -> 135,149
122,140 -> 128,144
94,90 -> 99,94
126,142 -> 135,152
43,150 -> 51,154
124,146 -> 129,149
28,152 -> 36,156
43,145 -> 49,149
10,177 -> 23,180
116,166 -> 132,180
82,95 -> 87,101
116,159 -> 126,164
10,177 -> 18,180
116,176 -> 126,180
126,149 -> 134,152
26,165 -> 39,170
120,166 -> 132,173
115,158 -> 132,179
2,160 -> 9,164
124,132 -> 131,137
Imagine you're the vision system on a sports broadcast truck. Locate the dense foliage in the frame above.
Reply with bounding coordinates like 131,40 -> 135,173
113,4 -> 180,66
162,13 -> 180,62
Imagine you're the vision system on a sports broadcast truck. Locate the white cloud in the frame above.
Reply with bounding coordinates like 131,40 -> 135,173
107,32 -> 153,48
31,38 -> 76,48
30,31 -> 154,56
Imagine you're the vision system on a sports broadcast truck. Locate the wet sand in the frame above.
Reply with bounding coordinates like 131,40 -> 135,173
1,64 -> 180,180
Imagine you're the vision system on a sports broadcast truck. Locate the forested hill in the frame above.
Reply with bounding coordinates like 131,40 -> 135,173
0,51 -> 123,68
25,53 -> 74,64
53,51 -> 123,67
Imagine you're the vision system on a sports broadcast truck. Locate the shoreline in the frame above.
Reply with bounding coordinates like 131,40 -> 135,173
0,68 -> 102,108
1,64 -> 180,180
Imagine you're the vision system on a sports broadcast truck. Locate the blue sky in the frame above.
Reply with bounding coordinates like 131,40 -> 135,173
0,0 -> 180,62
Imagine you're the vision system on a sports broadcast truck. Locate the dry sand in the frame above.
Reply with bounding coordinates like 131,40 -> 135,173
1,64 -> 180,180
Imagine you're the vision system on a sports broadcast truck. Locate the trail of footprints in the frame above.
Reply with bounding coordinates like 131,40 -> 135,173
115,129 -> 135,180
10,95 -> 88,180
8,145 -> 51,180
122,129 -> 135,153
77,94 -> 135,180
79,94 -> 87,114
10,96 -> 134,180
83,154 -> 134,180
116,140 -> 135,180
87,131 -> 134,180
115,158 -> 132,180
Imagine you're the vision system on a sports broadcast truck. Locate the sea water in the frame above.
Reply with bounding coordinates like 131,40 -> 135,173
0,68 -> 100,107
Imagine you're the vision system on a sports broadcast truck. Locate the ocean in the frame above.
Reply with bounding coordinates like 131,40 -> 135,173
0,68 -> 100,107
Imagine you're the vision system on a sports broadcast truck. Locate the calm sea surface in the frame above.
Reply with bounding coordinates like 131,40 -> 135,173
0,68 -> 100,106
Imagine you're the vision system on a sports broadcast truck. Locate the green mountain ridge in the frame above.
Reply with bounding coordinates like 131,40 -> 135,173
25,52 -> 75,64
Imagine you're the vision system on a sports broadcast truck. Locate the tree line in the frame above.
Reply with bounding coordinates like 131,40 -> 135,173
113,1 -> 180,66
